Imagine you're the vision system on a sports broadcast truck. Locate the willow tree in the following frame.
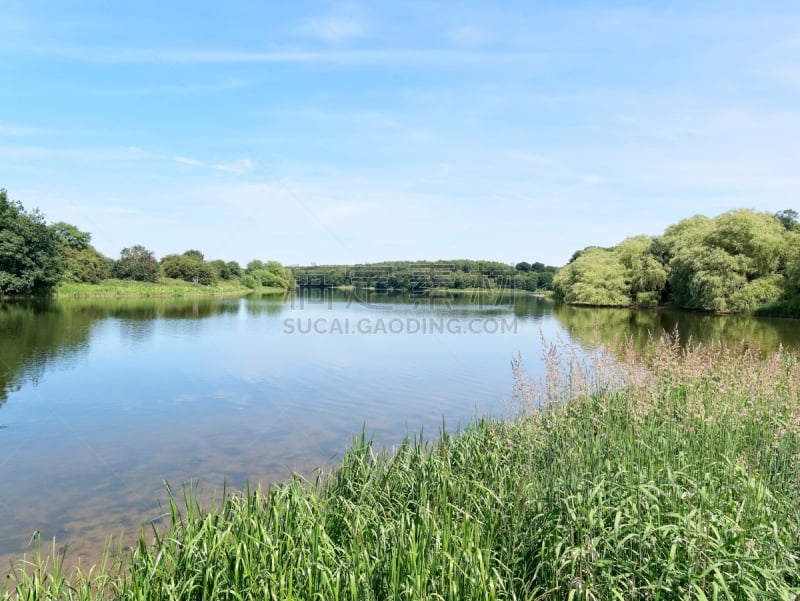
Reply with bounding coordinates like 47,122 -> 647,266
553,247 -> 630,306
665,210 -> 787,312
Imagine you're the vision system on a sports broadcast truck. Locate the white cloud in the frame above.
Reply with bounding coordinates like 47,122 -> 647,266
302,16 -> 366,43
449,25 -> 487,46
212,158 -> 255,174
0,124 -> 48,137
173,155 -> 254,174
174,156 -> 204,167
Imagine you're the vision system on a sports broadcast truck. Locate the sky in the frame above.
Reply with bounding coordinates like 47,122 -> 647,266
1,1 -> 799,268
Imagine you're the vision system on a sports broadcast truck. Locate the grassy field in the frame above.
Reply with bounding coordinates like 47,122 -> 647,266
54,278 -> 287,298
3,334 -> 800,599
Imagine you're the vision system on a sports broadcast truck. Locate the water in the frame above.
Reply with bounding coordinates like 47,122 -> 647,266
1,290 -> 799,570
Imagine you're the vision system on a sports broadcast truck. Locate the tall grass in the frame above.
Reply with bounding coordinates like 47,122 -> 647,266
54,279 -> 285,298
4,332 -> 800,599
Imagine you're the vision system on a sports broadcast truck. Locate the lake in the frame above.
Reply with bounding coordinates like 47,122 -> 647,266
1,289 -> 799,571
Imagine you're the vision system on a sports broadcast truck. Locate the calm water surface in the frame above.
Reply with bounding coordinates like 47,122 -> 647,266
1,290 -> 799,570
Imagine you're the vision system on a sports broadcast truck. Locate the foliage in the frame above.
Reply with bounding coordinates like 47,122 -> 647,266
553,239 -> 666,307
226,261 -> 242,278
775,209 -> 799,232
112,245 -> 159,283
5,336 -> 800,600
292,260 -> 558,292
160,252 -> 218,285
58,246 -> 113,284
666,210 -> 787,312
559,209 -> 798,313
50,222 -> 92,251
55,278 -> 262,298
247,259 -> 295,290
50,222 -> 113,284
239,273 -> 258,289
0,189 -> 62,295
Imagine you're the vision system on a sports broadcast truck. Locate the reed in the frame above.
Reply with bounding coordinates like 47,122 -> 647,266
4,332 -> 800,599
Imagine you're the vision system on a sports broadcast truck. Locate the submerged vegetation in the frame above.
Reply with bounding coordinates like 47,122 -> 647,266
4,334 -> 800,600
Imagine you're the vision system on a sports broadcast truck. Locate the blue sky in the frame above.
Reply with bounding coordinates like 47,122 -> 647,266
1,1 -> 799,267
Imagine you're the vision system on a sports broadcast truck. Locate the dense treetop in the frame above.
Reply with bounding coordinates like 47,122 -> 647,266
291,260 -> 557,292
2,188 -> 799,315
555,208 -> 800,314
0,189 -> 62,295
0,191 -> 293,295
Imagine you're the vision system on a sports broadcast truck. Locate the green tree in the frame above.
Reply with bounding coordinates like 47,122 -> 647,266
666,210 -> 786,312
226,261 -> 243,278
183,249 -> 205,261
50,222 -> 112,284
161,254 -> 217,285
246,259 -> 264,272
0,189 -> 62,295
113,245 -> 159,282
50,221 -> 92,250
553,247 -> 630,306
775,209 -> 799,232
615,235 -> 667,306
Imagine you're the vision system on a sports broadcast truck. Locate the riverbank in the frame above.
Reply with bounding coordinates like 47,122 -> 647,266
4,334 -> 799,600
54,278 -> 287,298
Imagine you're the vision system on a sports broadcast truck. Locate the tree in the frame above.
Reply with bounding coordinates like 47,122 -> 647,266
553,247 -> 630,306
50,222 -> 112,284
0,189 -> 62,295
775,209 -> 799,232
113,245 -> 159,282
51,221 -> 92,250
161,253 -> 217,285
183,249 -> 205,261
615,235 -> 667,306
246,259 -> 264,272
226,261 -> 242,278
666,210 -> 787,312
514,261 -> 531,272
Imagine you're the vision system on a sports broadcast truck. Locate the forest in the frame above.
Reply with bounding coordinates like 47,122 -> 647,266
292,260 -> 557,292
554,208 -> 800,315
3,187 -> 800,315
0,189 -> 295,294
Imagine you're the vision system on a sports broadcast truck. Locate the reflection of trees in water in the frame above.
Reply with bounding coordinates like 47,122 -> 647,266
552,303 -> 800,352
0,300 -> 92,405
0,297 -> 247,406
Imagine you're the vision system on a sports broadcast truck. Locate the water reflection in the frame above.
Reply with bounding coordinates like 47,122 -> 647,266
0,293 -> 799,571
551,303 -> 800,351
0,297 -> 247,404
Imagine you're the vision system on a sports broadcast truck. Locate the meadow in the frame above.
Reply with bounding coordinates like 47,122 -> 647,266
54,279 -> 284,298
4,333 -> 799,600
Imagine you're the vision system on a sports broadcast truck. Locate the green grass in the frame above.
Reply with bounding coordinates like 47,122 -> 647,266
54,278 -> 287,298
4,334 -> 800,599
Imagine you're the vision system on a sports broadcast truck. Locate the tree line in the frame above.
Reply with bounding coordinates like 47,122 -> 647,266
0,189 -> 294,295
291,260 -> 557,292
5,187 -> 799,315
554,208 -> 800,314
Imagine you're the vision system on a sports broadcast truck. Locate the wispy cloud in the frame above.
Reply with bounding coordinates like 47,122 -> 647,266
16,43 -> 546,68
88,78 -> 252,96
302,15 -> 367,43
212,158 -> 255,174
174,155 -> 254,175
0,124 -> 49,137
449,25 -> 488,46
174,156 -> 205,167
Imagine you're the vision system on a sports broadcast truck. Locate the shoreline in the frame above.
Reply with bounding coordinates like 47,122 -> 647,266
3,336 -> 799,599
